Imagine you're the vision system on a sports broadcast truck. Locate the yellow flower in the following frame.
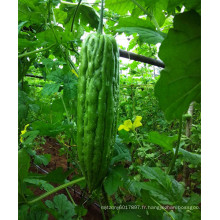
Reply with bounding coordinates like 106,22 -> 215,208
20,124 -> 29,143
132,116 -> 142,130
118,120 -> 132,131
118,116 -> 142,132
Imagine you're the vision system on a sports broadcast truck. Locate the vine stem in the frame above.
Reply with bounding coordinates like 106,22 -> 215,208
102,185 -> 112,218
97,0 -> 104,34
98,196 -> 106,220
60,94 -> 71,125
71,0 -> 82,32
18,44 -> 56,58
65,188 -> 76,206
27,177 -> 85,205
167,118 -> 183,174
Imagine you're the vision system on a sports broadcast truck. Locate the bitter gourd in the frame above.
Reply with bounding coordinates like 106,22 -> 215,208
77,33 -> 119,191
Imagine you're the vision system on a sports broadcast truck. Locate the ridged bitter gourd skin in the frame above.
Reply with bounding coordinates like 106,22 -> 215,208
77,33 -> 119,190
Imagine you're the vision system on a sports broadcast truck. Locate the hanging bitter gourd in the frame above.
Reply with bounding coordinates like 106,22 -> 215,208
77,32 -> 119,191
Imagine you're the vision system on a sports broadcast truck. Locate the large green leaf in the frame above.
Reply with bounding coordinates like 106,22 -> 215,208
105,0 -> 135,15
179,148 -> 201,165
18,0 -> 47,24
60,3 -> 99,29
104,166 -> 127,196
34,154 -> 51,166
138,166 -> 185,203
31,121 -> 67,137
18,149 -> 31,181
45,194 -> 76,219
41,83 -> 60,96
117,17 -> 155,29
24,178 -> 54,192
117,27 -> 166,44
42,167 -> 74,184
155,10 -> 201,120
147,131 -> 178,152
111,136 -> 131,165
22,130 -> 39,145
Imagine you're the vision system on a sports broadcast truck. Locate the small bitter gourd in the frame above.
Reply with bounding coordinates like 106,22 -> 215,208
77,33 -> 119,191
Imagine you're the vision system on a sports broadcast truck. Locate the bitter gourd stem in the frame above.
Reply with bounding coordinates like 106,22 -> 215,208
97,0 -> 104,34
27,177 -> 85,205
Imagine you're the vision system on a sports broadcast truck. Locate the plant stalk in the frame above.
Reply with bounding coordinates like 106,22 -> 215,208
102,185 -> 112,218
27,177 -> 85,205
66,188 -> 76,206
97,0 -> 104,34
71,0 -> 82,32
167,118 -> 183,174
98,196 -> 106,220
18,44 -> 56,58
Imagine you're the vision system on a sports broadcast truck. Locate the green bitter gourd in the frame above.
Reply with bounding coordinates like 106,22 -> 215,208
77,32 -> 119,191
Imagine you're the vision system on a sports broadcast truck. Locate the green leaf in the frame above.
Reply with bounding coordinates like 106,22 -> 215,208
41,83 -> 60,96
18,205 -> 29,220
18,38 -> 38,51
61,3 -> 99,29
184,0 -> 201,13
141,190 -> 164,219
18,21 -> 28,33
155,10 -> 201,120
36,29 -> 57,45
47,69 -> 64,83
167,0 -> 183,14
24,178 -> 54,192
75,206 -> 88,217
41,58 -> 65,69
104,167 -> 126,196
18,149 -> 31,181
151,0 -> 169,27
139,182 -> 173,204
147,131 -> 178,152
179,148 -> 201,165
18,0 -> 47,24
184,193 -> 201,206
117,27 -> 166,44
31,121 -> 67,137
117,17 -> 155,30
138,166 -> 185,203
18,90 -> 30,127
139,166 -> 170,189
43,167 -> 73,184
34,154 -> 51,166
22,130 -> 39,145
53,8 -> 68,25
126,180 -> 143,196
45,194 -> 76,219
105,0 -> 135,15
29,206 -> 49,220
111,136 -> 131,165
